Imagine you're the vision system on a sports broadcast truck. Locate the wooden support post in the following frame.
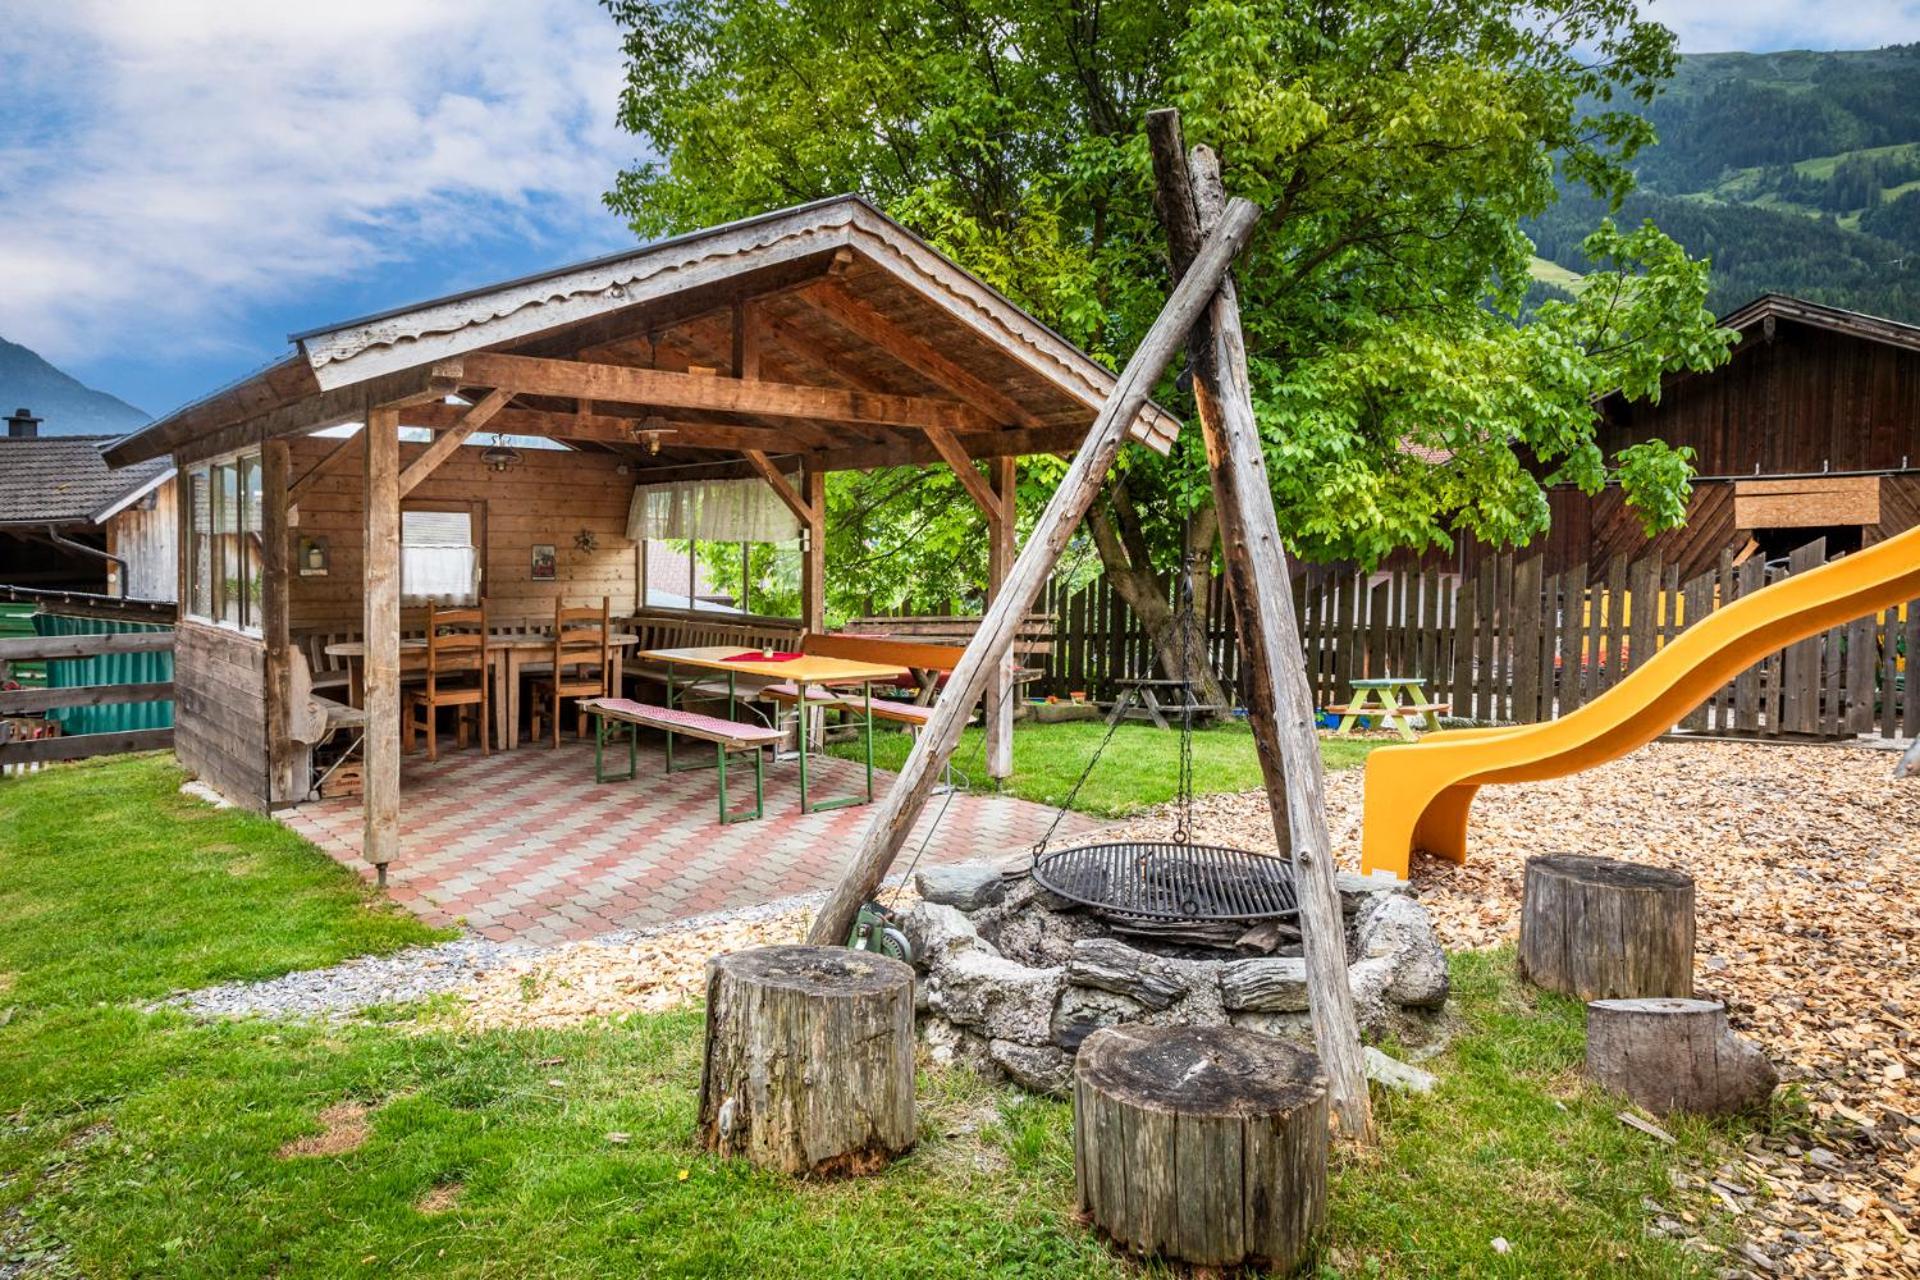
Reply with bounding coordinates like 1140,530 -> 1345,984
801,465 -> 826,634
261,437 -> 296,805
1147,109 -> 1371,1141
985,454 -> 1016,779
805,196 -> 1263,948
362,404 -> 402,881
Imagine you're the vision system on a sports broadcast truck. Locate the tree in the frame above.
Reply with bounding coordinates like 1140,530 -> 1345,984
604,0 -> 1731,710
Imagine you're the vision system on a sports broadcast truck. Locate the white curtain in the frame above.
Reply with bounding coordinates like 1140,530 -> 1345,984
629,475 -> 801,543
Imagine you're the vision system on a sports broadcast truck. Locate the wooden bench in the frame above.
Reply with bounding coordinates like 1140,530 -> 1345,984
581,696 -> 782,823
843,613 -> 1053,703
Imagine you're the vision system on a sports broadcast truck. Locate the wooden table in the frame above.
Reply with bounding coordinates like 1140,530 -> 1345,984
636,645 -> 909,813
1104,677 -> 1228,729
1331,676 -> 1446,741
325,632 -> 639,750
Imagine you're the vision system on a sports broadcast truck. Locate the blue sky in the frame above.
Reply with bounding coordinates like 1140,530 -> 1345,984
2,0 -> 1917,420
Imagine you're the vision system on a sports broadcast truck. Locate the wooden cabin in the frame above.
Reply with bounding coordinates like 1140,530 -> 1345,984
101,196 -> 1177,877
1420,295 -> 1920,578
0,412 -> 177,601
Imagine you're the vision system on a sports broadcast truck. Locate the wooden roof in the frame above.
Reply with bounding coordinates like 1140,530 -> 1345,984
106,196 -> 1180,475
0,435 -> 171,529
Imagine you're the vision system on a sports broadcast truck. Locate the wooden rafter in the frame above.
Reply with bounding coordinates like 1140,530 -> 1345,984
458,352 -> 995,434
407,402 -> 848,452
796,281 -> 1041,429
397,387 -> 512,497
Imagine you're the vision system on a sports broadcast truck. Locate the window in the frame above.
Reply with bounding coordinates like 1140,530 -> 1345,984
402,507 -> 479,605
185,448 -> 262,633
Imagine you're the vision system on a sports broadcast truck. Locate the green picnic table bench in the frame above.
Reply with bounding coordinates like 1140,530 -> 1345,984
1326,677 -> 1449,742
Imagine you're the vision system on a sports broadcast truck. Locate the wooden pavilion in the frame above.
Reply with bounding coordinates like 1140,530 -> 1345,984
102,195 -> 1177,873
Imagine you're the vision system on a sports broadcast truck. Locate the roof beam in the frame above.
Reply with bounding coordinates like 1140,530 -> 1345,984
457,352 -> 995,434
795,281 -> 1042,429
406,402 -> 853,452
397,388 -> 512,497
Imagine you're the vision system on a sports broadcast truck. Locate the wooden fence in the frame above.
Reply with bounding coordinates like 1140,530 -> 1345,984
1034,539 -> 1918,740
0,630 -> 176,773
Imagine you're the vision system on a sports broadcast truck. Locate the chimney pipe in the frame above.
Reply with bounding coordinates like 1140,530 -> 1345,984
6,408 -> 41,439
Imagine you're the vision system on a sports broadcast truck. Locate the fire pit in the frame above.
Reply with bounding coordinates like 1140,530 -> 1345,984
1031,840 -> 1298,922
899,859 -> 1450,1096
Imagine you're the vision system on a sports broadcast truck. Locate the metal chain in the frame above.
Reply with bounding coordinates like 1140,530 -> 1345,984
1173,544 -> 1197,847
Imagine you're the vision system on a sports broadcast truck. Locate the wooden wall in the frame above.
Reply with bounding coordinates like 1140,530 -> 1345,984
1598,320 -> 1920,476
106,478 -> 178,603
285,437 -> 641,634
172,619 -> 269,810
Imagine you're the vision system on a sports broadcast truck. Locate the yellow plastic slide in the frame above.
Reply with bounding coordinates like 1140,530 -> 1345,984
1359,523 -> 1920,881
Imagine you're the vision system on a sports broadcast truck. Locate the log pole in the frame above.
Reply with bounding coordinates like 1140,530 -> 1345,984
1518,854 -> 1694,1001
1146,108 -> 1372,1141
362,404 -> 401,879
805,198 -> 1263,947
1587,997 -> 1777,1115
699,945 -> 916,1176
1074,1025 -> 1327,1270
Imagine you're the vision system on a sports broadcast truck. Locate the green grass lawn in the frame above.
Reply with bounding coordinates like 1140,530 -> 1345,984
831,719 -> 1377,817
0,755 -> 1749,1277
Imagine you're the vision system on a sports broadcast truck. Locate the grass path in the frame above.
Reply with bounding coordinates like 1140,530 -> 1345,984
0,755 -> 1746,1277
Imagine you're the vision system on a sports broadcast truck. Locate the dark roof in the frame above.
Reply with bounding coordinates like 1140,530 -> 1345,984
1718,293 -> 1920,354
0,435 -> 171,528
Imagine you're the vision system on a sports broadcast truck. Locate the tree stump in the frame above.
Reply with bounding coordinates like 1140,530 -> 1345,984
1518,854 -> 1694,1001
1073,1025 -> 1326,1270
698,945 -> 915,1176
1587,997 -> 1778,1115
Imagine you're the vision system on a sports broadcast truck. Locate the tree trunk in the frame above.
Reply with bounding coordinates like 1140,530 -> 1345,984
1088,486 -> 1232,719
1587,997 -> 1777,1115
1073,1025 -> 1327,1271
1518,855 -> 1694,1001
699,946 -> 916,1176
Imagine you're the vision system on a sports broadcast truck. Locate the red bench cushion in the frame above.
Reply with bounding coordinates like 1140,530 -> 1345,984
585,697 -> 782,743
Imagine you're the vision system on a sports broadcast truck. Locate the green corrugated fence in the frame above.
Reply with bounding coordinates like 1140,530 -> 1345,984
31,613 -> 175,734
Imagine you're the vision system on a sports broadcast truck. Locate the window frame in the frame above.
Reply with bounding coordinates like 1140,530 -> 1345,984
183,446 -> 264,636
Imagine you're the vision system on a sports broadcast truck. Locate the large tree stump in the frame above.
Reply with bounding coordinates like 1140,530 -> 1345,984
1518,855 -> 1694,1001
1073,1026 -> 1326,1270
698,945 -> 915,1176
1587,997 -> 1778,1116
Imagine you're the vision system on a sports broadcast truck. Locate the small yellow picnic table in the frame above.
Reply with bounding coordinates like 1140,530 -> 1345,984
1330,677 -> 1449,742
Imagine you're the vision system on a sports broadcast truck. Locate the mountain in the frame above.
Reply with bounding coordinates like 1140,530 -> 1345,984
1529,45 -> 1920,323
0,336 -> 149,437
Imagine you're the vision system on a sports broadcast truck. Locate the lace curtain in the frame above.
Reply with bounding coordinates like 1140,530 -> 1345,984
628,476 -> 801,543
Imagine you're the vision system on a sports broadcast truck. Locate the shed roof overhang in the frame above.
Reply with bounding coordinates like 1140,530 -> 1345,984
105,196 -> 1182,474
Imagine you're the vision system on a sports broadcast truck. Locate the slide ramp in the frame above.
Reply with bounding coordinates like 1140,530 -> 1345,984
1359,524 -> 1920,880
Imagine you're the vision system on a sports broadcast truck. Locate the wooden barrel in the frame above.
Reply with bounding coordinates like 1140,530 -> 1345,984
1073,1025 -> 1326,1270
698,945 -> 916,1176
1587,997 -> 1777,1116
1518,854 -> 1694,1001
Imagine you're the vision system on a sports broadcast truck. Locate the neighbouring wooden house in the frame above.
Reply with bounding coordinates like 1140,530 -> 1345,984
1417,294 -> 1920,578
0,410 -> 177,600
100,196 -> 1177,876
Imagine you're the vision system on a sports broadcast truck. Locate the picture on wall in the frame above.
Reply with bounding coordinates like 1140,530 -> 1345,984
296,534 -> 330,577
530,543 -> 557,581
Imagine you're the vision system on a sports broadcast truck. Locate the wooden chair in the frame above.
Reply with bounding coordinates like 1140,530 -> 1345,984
403,602 -> 490,762
530,597 -> 612,747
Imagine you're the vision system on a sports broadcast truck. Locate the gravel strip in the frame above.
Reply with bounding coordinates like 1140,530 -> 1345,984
158,938 -> 540,1020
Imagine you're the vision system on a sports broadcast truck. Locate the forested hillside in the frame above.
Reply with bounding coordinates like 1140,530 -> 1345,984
1530,45 -> 1920,322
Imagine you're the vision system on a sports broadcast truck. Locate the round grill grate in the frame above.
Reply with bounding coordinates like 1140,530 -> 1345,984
1031,841 -> 1299,922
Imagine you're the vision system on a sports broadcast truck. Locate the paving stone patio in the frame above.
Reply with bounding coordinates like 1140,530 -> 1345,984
280,737 -> 1094,944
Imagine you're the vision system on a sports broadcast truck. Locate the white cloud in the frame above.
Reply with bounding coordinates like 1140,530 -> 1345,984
0,0 -> 639,364
1644,0 -> 1920,52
